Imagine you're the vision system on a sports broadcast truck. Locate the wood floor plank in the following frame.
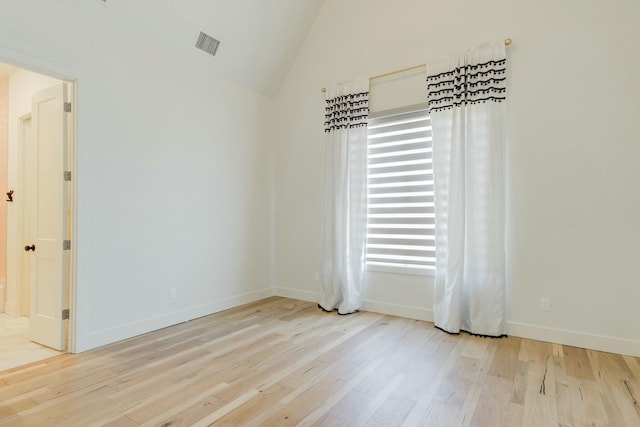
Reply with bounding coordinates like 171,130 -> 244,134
208,382 -> 293,426
489,336 -> 521,380
623,355 -> 640,380
523,340 -> 556,397
432,356 -> 479,409
0,396 -> 39,420
366,392 -> 416,427
552,352 -> 574,427
567,377 -> 610,426
297,358 -> 386,426
468,375 -> 512,427
134,386 -> 229,426
100,416 -> 139,427
510,360 -> 528,405
136,383 -> 229,427
563,345 -> 596,380
350,372 -> 407,426
522,391 -> 558,427
311,389 -> 373,427
458,341 -> 498,427
588,350 -> 640,426
355,320 -> 433,398
396,330 -> 461,401
2,296 -> 639,427
420,402 -> 461,426
402,337 -> 466,425
262,375 -> 343,427
277,359 -> 331,391
505,402 -> 524,427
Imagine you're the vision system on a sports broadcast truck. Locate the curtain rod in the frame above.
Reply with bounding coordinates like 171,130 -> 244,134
321,38 -> 512,93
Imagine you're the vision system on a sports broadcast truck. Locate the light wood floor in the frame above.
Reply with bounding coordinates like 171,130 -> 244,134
1,297 -> 639,426
0,314 -> 61,372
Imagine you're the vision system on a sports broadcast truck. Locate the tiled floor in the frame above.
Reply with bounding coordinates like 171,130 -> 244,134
0,313 -> 61,371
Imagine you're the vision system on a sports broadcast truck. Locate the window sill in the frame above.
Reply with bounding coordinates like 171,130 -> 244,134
366,263 -> 435,277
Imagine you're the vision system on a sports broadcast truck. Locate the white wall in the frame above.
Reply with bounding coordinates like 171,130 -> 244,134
2,0 -> 638,357
0,2 -> 275,351
274,0 -> 640,356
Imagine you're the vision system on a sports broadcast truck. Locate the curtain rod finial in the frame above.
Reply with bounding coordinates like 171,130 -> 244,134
504,38 -> 512,46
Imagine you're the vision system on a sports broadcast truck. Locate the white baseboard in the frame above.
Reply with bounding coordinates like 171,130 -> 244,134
507,321 -> 640,358
362,300 -> 433,322
273,287 -> 318,303
81,288 -> 274,351
273,287 -> 433,322
274,287 -> 640,356
81,285 -> 640,357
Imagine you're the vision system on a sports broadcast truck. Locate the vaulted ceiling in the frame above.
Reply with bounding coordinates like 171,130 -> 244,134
97,0 -> 327,96
6,0 -> 325,97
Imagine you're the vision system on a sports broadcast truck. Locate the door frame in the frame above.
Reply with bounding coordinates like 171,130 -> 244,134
0,49 -> 78,354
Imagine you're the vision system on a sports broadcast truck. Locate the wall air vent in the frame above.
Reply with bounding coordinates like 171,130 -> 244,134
194,31 -> 220,57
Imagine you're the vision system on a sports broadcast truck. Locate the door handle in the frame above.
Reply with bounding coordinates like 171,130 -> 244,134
24,244 -> 35,252
6,190 -> 13,202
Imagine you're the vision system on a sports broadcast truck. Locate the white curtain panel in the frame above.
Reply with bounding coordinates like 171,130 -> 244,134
427,41 -> 507,336
320,79 -> 369,315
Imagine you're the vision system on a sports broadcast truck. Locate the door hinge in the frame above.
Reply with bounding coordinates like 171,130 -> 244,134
63,240 -> 71,250
64,171 -> 72,181
64,102 -> 72,113
62,309 -> 70,320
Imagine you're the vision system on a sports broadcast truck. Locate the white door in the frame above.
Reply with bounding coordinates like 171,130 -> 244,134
28,84 -> 69,351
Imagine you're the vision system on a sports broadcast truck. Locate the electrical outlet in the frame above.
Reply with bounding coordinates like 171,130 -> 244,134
540,297 -> 550,311
170,287 -> 177,299
313,272 -> 320,282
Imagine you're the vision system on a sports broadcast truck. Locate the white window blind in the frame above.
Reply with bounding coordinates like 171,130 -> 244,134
366,106 -> 435,272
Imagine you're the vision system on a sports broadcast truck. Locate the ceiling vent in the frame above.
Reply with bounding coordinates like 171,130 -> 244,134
194,31 -> 220,57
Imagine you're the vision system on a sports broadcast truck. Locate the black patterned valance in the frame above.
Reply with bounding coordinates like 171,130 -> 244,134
324,91 -> 369,132
427,53 -> 507,113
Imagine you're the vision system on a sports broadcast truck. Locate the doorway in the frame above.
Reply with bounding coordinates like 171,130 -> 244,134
0,62 -> 76,369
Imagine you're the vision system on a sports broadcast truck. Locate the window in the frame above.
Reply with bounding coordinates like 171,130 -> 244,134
366,104 -> 435,274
